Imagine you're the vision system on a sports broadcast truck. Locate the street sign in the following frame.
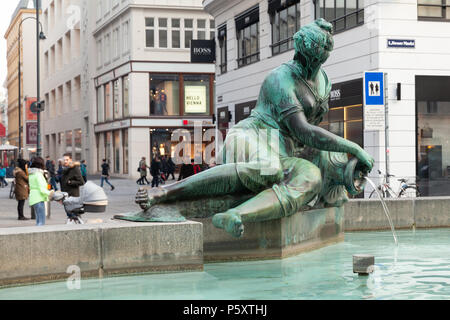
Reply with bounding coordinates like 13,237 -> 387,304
364,72 -> 385,131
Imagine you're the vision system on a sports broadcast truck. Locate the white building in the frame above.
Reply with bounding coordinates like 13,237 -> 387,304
41,0 -> 215,178
41,0 -> 92,165
204,0 -> 450,197
92,0 -> 215,178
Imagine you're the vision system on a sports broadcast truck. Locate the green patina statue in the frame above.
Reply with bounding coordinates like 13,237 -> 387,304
115,19 -> 374,238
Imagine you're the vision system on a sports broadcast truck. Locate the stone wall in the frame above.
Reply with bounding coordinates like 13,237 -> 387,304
0,221 -> 203,287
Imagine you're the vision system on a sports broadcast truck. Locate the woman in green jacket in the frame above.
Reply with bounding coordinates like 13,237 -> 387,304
28,157 -> 54,226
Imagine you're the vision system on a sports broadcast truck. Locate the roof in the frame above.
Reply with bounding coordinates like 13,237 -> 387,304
10,0 -> 41,24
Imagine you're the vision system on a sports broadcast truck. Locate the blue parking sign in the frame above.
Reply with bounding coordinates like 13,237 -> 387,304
364,72 -> 384,106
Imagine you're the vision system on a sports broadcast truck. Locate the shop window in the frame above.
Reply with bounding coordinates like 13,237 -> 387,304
113,130 -> 120,174
236,6 -> 260,68
122,129 -> 129,174
104,83 -> 112,121
113,79 -> 120,120
66,130 -> 73,156
218,25 -> 227,74
97,86 -> 104,123
122,75 -> 130,117
269,0 -> 301,56
319,105 -> 363,147
418,0 -> 450,20
105,132 -> 112,163
150,74 -> 180,116
183,74 -> 211,115
314,0 -> 364,33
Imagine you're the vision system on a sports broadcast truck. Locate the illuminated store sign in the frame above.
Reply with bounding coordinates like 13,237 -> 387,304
185,86 -> 207,113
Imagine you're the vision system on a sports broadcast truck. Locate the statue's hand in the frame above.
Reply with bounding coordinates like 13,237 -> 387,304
356,148 -> 375,173
135,188 -> 150,211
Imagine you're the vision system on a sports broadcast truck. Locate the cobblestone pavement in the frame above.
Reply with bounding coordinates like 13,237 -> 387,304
0,175 -> 179,228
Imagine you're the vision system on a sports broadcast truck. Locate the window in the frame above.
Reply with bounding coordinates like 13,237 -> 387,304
314,0 -> 364,33
183,75 -> 211,115
66,130 -> 73,156
104,83 -> 112,121
218,25 -> 227,74
159,18 -> 168,48
97,39 -> 102,67
97,86 -> 104,123
104,33 -> 111,64
122,129 -> 129,174
185,19 -> 193,48
145,18 -> 154,48
113,79 -> 120,119
122,21 -> 129,53
269,0 -> 301,55
172,18 -> 181,48
113,27 -> 120,59
74,129 -> 82,161
418,0 -> 450,20
210,20 -> 215,40
236,6 -> 260,68
150,74 -> 180,116
123,75 -> 129,117
113,130 -> 120,173
197,19 -> 206,40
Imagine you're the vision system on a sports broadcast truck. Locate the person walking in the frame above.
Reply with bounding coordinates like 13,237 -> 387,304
150,157 -> 162,188
0,165 -> 7,188
167,156 -> 176,180
45,157 -> 58,191
80,160 -> 88,183
100,159 -> 115,191
56,160 -> 63,187
160,155 -> 168,182
137,157 -> 150,185
60,153 -> 85,197
28,157 -> 54,226
14,159 -> 30,221
178,160 -> 195,181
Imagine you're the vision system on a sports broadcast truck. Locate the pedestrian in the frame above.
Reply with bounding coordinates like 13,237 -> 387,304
167,156 -> 176,180
45,157 -> 58,191
193,159 -> 202,175
56,159 -> 63,186
28,157 -> 54,226
150,157 -> 162,188
0,165 -> 8,188
60,153 -> 85,197
137,157 -> 150,185
14,159 -> 30,221
160,155 -> 168,182
178,160 -> 194,181
80,160 -> 88,183
100,159 -> 115,191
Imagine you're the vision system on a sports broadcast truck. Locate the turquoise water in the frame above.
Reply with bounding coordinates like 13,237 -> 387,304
1,229 -> 450,300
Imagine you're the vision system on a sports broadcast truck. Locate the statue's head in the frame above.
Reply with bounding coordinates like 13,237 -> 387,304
293,19 -> 334,74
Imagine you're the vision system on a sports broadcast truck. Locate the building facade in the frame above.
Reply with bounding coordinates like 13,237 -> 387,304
4,0 -> 42,159
204,0 -> 450,197
92,0 -> 215,178
0,92 -> 8,145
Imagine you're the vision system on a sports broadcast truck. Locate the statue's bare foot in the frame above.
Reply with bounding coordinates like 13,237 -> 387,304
135,187 -> 167,211
212,211 -> 244,238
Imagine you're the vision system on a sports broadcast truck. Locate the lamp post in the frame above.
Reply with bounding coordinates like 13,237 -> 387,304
17,16 -> 46,159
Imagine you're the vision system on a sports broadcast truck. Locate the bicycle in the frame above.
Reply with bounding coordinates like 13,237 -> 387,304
9,179 -> 15,200
369,170 -> 421,198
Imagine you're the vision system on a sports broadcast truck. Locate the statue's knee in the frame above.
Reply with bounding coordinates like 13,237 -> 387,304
308,166 -> 322,194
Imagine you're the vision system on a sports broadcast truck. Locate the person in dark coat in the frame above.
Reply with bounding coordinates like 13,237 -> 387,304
60,153 -> 85,197
167,156 -> 176,180
160,156 -> 168,182
45,157 -> 58,191
178,160 -> 195,181
150,157 -> 161,188
14,159 -> 30,221
100,159 -> 115,191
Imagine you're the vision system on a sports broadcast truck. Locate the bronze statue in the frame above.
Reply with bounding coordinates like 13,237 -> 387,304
115,19 -> 374,238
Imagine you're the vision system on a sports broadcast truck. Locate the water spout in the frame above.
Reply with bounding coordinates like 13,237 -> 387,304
365,177 -> 398,246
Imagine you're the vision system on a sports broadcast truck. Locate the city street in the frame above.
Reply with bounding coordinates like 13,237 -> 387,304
0,176 -> 179,228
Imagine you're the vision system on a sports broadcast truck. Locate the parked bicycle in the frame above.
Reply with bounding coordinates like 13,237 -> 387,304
9,179 -> 15,200
369,170 -> 421,198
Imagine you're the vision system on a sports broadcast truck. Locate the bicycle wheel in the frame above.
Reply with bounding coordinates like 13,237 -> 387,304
9,182 -> 15,200
369,188 -> 385,199
399,186 -> 420,198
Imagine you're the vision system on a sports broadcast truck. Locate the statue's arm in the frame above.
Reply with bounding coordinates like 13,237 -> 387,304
285,111 -> 374,170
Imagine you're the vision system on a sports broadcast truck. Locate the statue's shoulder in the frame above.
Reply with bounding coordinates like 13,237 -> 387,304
262,62 -> 296,87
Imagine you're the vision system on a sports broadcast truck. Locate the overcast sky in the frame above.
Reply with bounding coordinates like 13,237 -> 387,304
0,1 -> 26,96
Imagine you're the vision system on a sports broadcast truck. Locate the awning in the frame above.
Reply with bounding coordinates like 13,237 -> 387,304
0,144 -> 18,151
